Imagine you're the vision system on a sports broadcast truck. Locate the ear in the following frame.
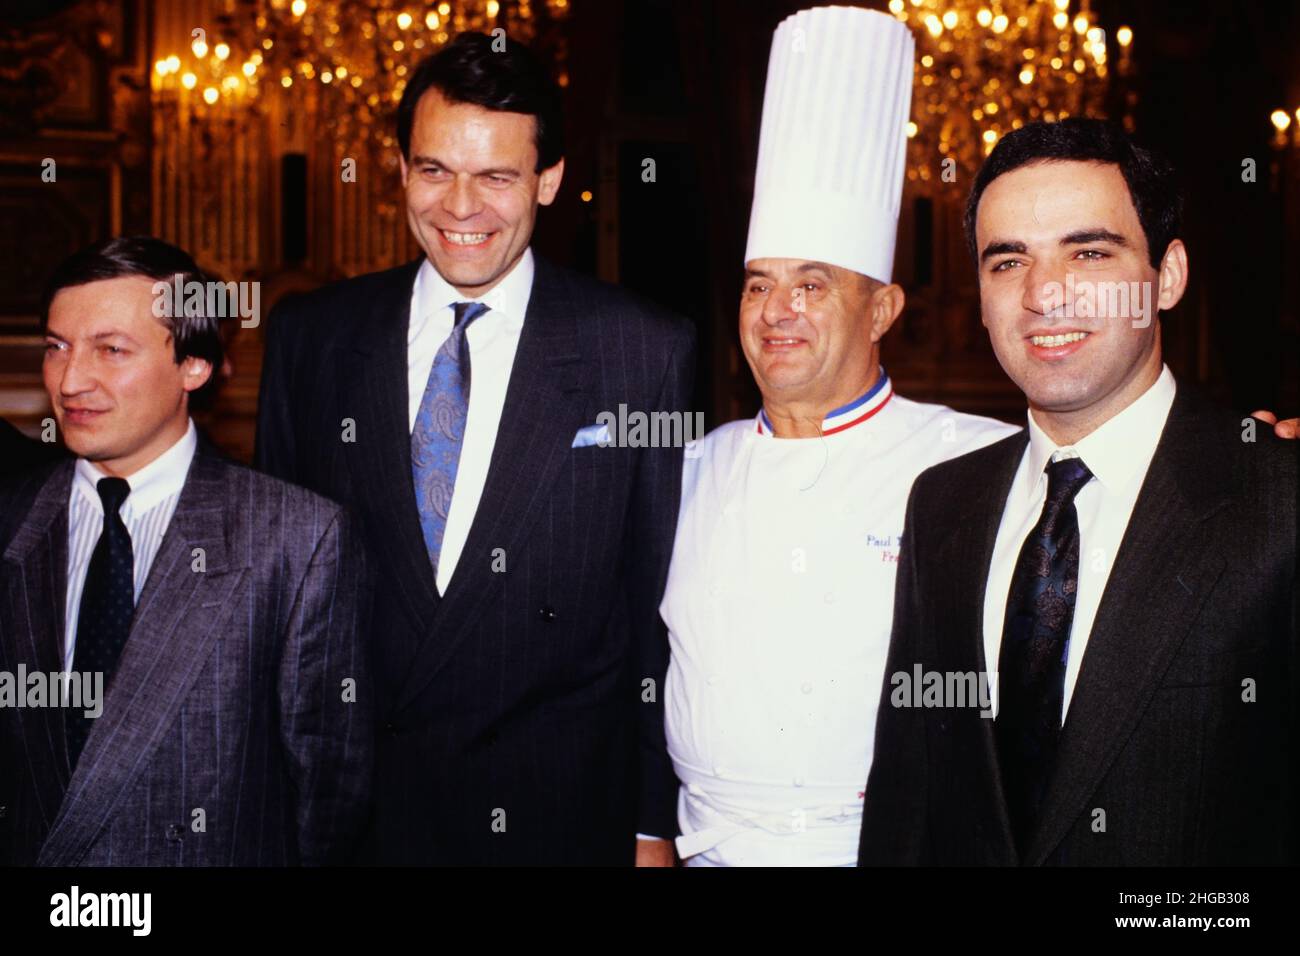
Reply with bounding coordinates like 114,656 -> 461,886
537,157 -> 565,207
1156,238 -> 1188,312
869,282 -> 906,344
180,356 -> 214,395
398,151 -> 409,184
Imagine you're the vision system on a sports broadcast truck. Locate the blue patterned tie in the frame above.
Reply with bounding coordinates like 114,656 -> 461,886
995,455 -> 1093,853
67,476 -> 134,767
412,300 -> 489,575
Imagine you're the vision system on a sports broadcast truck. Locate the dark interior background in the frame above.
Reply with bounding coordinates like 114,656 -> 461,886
2,0 -> 1297,460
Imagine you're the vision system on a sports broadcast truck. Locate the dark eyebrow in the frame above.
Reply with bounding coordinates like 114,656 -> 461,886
795,261 -> 834,276
980,240 -> 1027,263
1061,228 -> 1128,247
409,155 -> 520,177
744,261 -> 837,284
44,330 -> 138,344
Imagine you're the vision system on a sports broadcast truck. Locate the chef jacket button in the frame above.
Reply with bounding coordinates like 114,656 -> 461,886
793,776 -> 805,787
539,605 -> 558,622
707,674 -> 720,686
710,582 -> 724,598
823,591 -> 835,604
800,680 -> 813,695
714,767 -> 729,779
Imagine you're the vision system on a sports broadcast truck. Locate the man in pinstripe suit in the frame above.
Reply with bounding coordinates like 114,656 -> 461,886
256,34 -> 694,865
0,237 -> 373,866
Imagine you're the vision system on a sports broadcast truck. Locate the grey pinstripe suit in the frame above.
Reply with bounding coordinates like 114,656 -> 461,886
0,444 -> 374,865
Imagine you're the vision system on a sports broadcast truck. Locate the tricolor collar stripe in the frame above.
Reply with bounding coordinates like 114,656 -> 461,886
754,374 -> 894,436
821,384 -> 893,435
825,369 -> 890,418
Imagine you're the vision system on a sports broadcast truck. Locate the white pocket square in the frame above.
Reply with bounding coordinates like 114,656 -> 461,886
571,422 -> 612,448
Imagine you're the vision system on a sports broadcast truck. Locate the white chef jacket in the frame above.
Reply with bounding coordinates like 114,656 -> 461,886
661,374 -> 1017,866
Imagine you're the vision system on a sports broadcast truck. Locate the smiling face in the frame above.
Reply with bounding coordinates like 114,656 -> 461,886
43,276 -> 211,477
739,258 -> 903,433
399,88 -> 563,299
974,159 -> 1187,440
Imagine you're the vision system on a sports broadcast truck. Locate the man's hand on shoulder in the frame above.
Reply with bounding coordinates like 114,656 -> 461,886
1251,410 -> 1298,439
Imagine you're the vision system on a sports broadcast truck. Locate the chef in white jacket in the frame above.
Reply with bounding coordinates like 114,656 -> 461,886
661,6 -> 1017,866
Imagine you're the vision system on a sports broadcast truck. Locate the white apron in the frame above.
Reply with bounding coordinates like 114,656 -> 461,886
662,378 -> 1016,866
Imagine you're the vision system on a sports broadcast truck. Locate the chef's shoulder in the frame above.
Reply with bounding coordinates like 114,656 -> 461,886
891,395 -> 1021,465
681,418 -> 752,492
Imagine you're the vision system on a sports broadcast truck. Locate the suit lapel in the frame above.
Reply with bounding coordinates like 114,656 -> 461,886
36,449 -> 248,866
1025,390 -> 1235,865
337,259 -> 440,643
933,432 -> 1027,865
2,461 -> 76,822
393,255 -> 590,712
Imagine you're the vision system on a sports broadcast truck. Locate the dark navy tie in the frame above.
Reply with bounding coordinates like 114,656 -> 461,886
67,476 -> 134,768
411,301 -> 489,575
995,455 -> 1093,853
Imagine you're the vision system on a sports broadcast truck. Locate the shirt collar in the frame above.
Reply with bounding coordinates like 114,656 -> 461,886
74,418 -> 198,516
755,368 -> 894,437
1024,363 -> 1176,500
410,246 -> 535,341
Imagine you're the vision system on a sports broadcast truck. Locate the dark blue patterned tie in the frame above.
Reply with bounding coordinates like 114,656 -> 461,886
67,476 -> 134,767
411,301 -> 489,575
995,455 -> 1093,853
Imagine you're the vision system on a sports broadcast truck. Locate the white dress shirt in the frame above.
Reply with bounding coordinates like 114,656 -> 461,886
407,249 -> 534,596
982,364 -> 1177,722
662,377 -> 1018,865
64,418 -> 197,670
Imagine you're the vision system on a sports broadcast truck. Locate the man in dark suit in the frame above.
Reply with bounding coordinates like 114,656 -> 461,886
0,237 -> 372,865
860,119 -> 1296,866
255,33 -> 694,865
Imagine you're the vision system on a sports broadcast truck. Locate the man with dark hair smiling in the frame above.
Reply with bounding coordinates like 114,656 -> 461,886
860,119 -> 1297,865
256,32 -> 694,865
0,236 -> 372,865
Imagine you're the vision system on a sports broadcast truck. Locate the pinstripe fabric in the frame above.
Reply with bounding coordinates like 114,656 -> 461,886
0,444 -> 375,866
63,421 -> 195,670
255,253 -> 696,864
860,387 -> 1298,866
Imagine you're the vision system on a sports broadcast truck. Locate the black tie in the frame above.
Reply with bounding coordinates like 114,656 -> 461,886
995,455 -> 1093,853
67,476 -> 134,768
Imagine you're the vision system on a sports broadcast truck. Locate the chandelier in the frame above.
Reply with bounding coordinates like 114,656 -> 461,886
887,0 -> 1135,193
151,0 -> 571,164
